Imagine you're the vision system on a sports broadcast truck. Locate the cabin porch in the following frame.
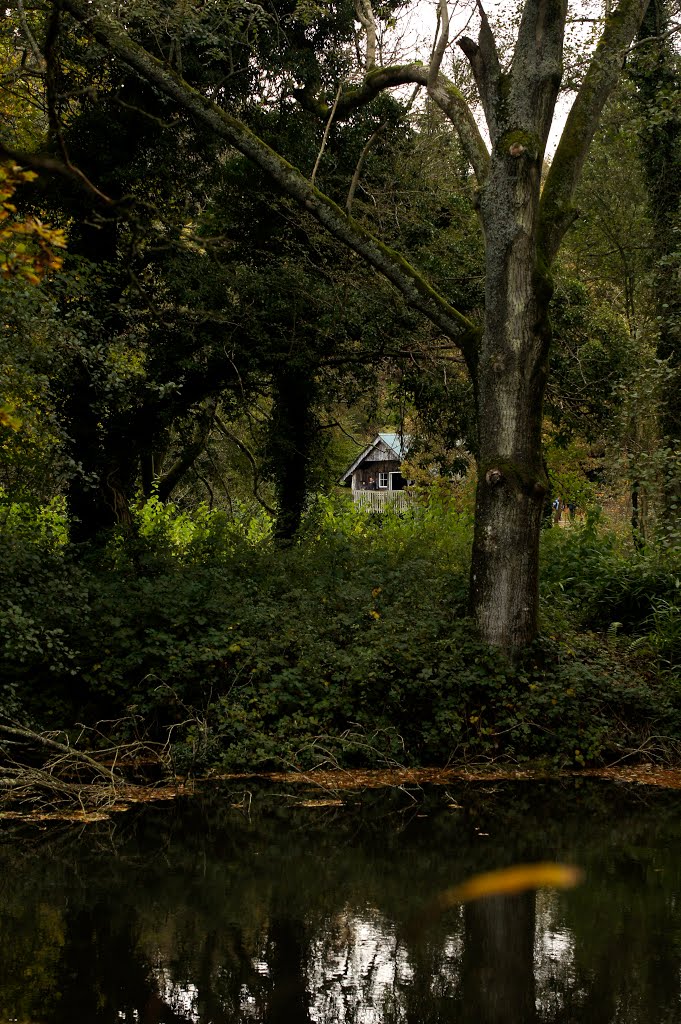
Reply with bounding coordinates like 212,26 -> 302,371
352,489 -> 410,512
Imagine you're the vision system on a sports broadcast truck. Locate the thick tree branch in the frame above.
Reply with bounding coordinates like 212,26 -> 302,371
540,0 -> 651,264
510,0 -> 568,147
459,2 -> 503,142
61,0 -> 480,372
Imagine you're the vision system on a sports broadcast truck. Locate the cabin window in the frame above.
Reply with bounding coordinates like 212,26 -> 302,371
378,472 -> 388,489
390,472 -> 405,491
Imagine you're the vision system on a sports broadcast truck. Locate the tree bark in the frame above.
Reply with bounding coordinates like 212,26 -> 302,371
470,156 -> 552,645
463,0 -> 563,649
464,0 -> 649,650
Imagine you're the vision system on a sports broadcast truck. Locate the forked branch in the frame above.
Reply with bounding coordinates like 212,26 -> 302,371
458,1 -> 503,141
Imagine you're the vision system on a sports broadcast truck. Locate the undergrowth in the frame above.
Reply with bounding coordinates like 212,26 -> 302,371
1,493 -> 679,774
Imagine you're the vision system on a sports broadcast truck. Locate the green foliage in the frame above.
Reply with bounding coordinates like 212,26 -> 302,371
547,276 -> 638,444
541,517 -> 681,670
1,495 -> 679,771
132,494 -> 273,554
0,275 -> 72,500
545,438 -> 599,512
0,494 -> 85,719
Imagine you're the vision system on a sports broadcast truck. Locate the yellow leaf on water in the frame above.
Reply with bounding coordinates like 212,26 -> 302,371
438,862 -> 583,906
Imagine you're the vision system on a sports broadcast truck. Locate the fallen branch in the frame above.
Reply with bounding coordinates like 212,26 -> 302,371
0,717 -> 172,814
0,722 -> 117,782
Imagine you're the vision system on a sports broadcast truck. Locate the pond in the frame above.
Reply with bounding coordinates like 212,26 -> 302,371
1,777 -> 680,1023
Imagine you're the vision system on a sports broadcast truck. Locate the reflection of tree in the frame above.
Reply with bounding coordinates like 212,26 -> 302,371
459,894 -> 536,1024
263,917 -> 311,1024
194,925 -> 267,1023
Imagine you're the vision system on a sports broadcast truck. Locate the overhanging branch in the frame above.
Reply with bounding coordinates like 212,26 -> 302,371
293,64 -> 490,182
354,65 -> 490,182
61,0 -> 480,373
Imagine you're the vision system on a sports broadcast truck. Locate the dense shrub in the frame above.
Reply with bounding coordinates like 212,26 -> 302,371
0,496 -> 87,719
1,493 -> 679,770
540,514 -> 681,669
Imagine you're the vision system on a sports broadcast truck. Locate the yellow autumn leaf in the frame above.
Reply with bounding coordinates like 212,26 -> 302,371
369,609 -> 381,619
437,862 -> 583,906
0,407 -> 21,430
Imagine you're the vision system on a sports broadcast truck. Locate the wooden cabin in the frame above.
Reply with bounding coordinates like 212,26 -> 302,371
339,433 -> 411,510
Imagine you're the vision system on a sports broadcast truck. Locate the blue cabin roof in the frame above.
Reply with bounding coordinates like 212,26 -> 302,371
378,432 -> 410,459
340,433 -> 411,483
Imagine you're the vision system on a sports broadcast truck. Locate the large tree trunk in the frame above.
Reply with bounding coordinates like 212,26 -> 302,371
469,125 -> 551,650
471,246 -> 548,643
268,366 -> 319,543
471,378 -> 547,651
460,0 -> 650,650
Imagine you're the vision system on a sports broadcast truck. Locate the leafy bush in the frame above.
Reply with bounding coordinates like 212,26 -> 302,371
541,516 -> 681,640
0,495 -> 87,720
1,493 -> 679,769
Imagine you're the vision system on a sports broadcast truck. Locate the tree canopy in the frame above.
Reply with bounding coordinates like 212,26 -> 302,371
2,0 -> 678,651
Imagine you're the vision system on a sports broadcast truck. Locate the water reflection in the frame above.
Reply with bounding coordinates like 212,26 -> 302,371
1,779 -> 681,1023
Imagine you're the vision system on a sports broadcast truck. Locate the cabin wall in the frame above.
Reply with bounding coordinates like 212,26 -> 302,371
353,460 -> 402,490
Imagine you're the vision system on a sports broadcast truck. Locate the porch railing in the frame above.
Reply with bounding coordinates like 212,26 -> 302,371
353,489 -> 409,512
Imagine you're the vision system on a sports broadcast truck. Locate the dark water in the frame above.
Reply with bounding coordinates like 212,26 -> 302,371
1,778 -> 681,1023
